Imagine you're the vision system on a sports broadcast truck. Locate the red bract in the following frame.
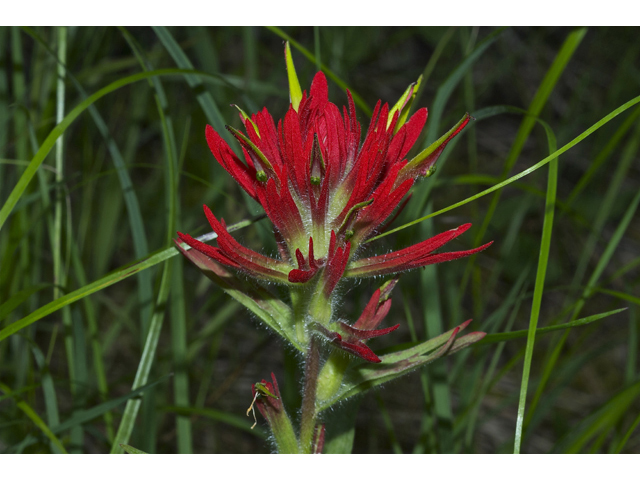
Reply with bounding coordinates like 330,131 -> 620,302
312,277 -> 400,362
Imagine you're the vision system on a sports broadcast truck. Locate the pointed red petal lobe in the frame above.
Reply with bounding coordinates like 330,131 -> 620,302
346,224 -> 492,278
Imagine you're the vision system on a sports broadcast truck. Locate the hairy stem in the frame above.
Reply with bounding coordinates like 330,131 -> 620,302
299,335 -> 320,453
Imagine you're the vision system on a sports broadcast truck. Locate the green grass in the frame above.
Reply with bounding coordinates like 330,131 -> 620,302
1,26 -> 639,453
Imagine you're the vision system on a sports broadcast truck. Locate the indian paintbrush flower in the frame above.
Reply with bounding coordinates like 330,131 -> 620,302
176,42 -> 492,453
177,45 -> 491,362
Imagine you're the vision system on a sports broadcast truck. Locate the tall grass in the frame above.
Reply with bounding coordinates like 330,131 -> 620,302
0,26 -> 638,453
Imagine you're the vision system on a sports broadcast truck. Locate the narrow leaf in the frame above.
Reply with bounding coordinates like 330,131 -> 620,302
477,308 -> 627,345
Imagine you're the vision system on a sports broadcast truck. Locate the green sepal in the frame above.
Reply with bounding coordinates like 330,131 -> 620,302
285,41 -> 303,112
268,408 -> 299,454
316,350 -> 350,404
317,321 -> 484,410
378,276 -> 400,302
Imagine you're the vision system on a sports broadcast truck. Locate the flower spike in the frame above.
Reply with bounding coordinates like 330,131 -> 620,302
175,49 -> 495,451
180,56 -> 490,373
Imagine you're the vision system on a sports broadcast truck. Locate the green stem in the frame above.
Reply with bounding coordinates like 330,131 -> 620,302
299,335 -> 320,453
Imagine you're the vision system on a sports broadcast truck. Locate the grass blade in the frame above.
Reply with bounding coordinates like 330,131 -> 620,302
30,342 -> 61,453
471,28 -> 587,247
5,375 -> 171,452
110,259 -> 173,453
612,410 -> 640,453
0,216 -> 259,342
120,444 -> 148,454
526,185 -> 640,421
152,26 -> 234,149
265,26 -> 371,116
420,212 -> 452,453
422,27 -> 506,146
0,67 -> 216,233
513,124 -> 558,454
553,380 -> 640,453
163,405 -> 266,439
370,93 -> 640,243
0,381 -> 68,453
477,308 -> 627,345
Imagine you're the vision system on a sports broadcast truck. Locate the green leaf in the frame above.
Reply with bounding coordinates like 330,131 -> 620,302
0,382 -> 68,454
470,27 -> 587,253
553,380 -> 640,453
152,27 -> 234,149
266,27 -> 371,116
318,321 -> 484,410
9,375 -> 171,453
321,398 -> 361,454
0,216 -> 259,343
163,405 -> 266,439
55,376 -> 170,434
514,120 -> 558,454
0,284 -> 49,324
566,104 -> 640,208
0,67 -> 219,233
422,26 -> 507,146
110,257 -> 174,453
612,410 -> 640,453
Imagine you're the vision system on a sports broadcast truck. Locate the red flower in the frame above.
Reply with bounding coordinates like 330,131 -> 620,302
178,70 -> 490,288
177,45 -> 492,362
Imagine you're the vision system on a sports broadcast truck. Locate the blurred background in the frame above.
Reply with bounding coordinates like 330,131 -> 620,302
0,26 -> 639,453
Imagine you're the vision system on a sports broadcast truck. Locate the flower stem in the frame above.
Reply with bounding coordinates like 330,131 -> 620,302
299,335 -> 320,453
